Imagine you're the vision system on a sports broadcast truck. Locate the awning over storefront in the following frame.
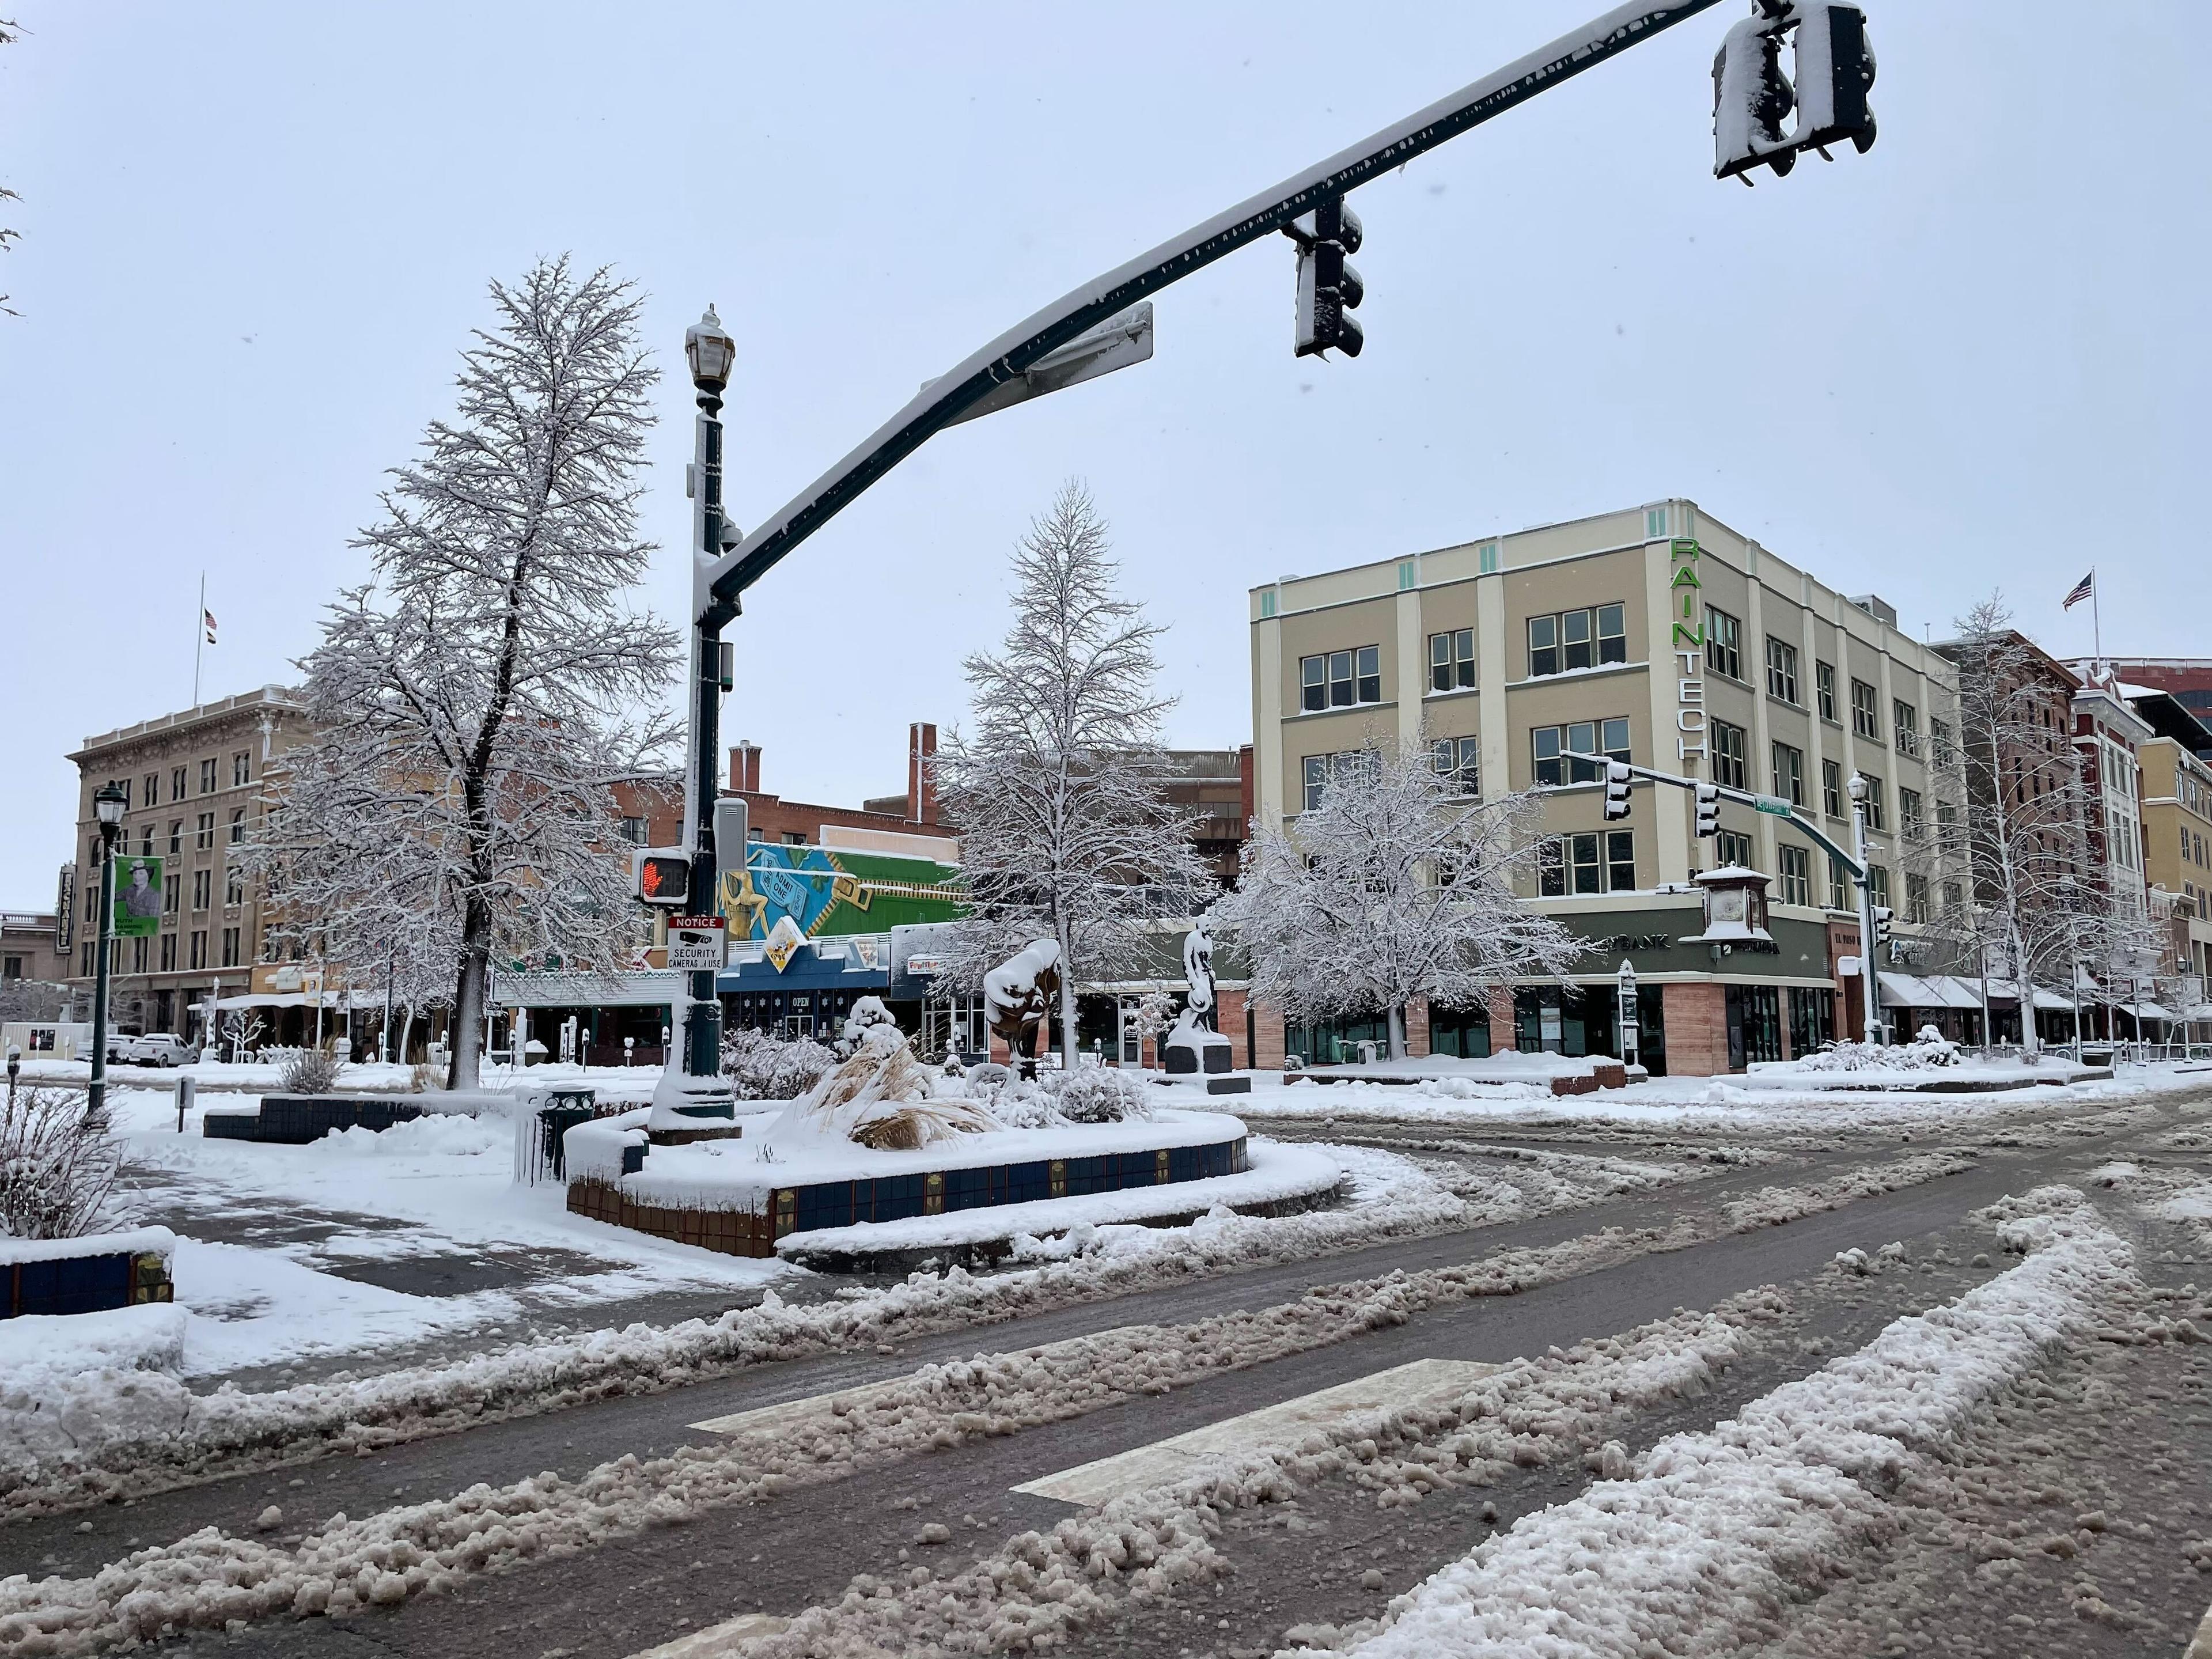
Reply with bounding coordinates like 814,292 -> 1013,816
491,970 -> 684,1010
214,991 -> 352,1010
1878,975 -> 2072,1013
717,941 -> 888,995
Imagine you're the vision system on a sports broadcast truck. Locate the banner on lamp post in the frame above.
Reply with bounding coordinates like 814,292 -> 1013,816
112,856 -> 164,938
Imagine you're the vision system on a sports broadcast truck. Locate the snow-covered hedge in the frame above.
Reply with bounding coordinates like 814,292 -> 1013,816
720,1027 -> 838,1100
1796,1026 -> 1962,1073
1043,1066 -> 1156,1124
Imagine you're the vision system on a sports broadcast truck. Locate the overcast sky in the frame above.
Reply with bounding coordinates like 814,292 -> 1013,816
2,2 -> 2206,907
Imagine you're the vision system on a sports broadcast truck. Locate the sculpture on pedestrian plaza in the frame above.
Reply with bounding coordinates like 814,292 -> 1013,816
983,938 -> 1062,1079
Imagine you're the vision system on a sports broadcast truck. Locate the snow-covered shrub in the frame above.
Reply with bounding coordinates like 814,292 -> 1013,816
1043,1065 -> 1156,1123
1798,1027 -> 1962,1073
842,996 -> 897,1044
720,1027 -> 838,1100
278,1044 -> 342,1095
989,1084 -> 1056,1130
0,1088 -> 124,1239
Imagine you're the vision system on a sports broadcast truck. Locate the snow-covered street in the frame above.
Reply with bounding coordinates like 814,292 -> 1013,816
5,1066 -> 2210,1657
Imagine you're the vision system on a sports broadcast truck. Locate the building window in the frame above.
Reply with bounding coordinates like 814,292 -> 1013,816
199,758 -> 218,794
1771,743 -> 1804,806
1778,844 -> 1811,906
1711,719 -> 1748,790
1527,604 -> 1627,678
171,766 -> 188,801
221,927 -> 241,968
1851,678 -> 1880,740
230,807 -> 247,844
143,771 -> 160,806
1905,872 -> 1931,924
139,824 -> 154,857
1929,715 -> 1953,767
1827,855 -> 1850,913
232,751 -> 251,787
1893,699 -> 1918,756
160,933 -> 176,972
191,869 -> 211,911
1821,760 -> 1843,818
1300,645 -> 1381,711
1715,828 -> 1755,869
1942,878 -> 1963,914
1532,717 -> 1630,786
1541,830 -> 1636,897
130,937 -> 147,973
1705,607 -> 1743,680
1868,864 -> 1891,911
620,815 -> 647,844
189,930 -> 207,970
164,877 -> 179,916
1764,637 -> 1799,704
1431,736 -> 1480,797
1789,987 -> 1835,1055
196,812 -> 216,850
1859,774 -> 1885,831
1899,787 -> 1923,842
169,819 -> 183,855
1816,661 -> 1837,722
1429,628 -> 1476,692
1302,750 -> 1376,811
225,866 -> 244,906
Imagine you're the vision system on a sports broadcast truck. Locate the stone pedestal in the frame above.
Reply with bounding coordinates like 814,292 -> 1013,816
1165,1026 -> 1249,1094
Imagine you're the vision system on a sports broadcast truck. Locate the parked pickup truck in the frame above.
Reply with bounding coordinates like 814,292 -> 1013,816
111,1033 -> 195,1067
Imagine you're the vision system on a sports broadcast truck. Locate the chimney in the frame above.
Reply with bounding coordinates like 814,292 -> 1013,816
909,722 -> 938,825
729,740 -> 762,793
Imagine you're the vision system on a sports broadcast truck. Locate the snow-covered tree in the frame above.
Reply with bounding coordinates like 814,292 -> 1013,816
934,484 -> 1217,1070
1217,738 -> 1586,1059
246,258 -> 677,1089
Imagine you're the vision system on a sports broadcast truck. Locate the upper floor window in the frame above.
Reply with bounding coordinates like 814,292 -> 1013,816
620,816 -> 647,844
199,757 -> 218,794
1771,742 -> 1805,807
1893,699 -> 1918,756
1431,736 -> 1480,798
1539,830 -> 1637,897
1429,628 -> 1475,692
1764,637 -> 1799,704
1715,828 -> 1755,870
230,807 -> 247,844
196,811 -> 216,850
1302,749 -> 1377,812
1778,844 -> 1812,906
1711,719 -> 1748,790
143,772 -> 160,806
168,820 -> 183,856
170,765 -> 188,801
1899,786 -> 1924,840
1705,607 -> 1743,680
1851,678 -> 1881,740
232,751 -> 251,787
1859,773 -> 1887,831
1822,759 -> 1844,818
1532,717 -> 1630,787
1527,603 -> 1626,678
1300,646 -> 1381,712
1816,661 -> 1838,722
1929,716 -> 1954,766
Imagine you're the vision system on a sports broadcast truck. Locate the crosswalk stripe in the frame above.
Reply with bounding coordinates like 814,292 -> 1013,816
624,1611 -> 789,1658
1010,1356 -> 1498,1509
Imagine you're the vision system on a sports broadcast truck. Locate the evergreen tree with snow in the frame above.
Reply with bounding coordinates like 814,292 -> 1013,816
247,259 -> 677,1088
1218,738 -> 1585,1060
935,484 -> 1216,1071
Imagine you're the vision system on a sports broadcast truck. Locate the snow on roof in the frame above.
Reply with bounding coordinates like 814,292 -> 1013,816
1692,865 -> 1766,884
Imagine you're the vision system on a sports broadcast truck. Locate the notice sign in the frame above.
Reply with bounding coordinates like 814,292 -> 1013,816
665,915 -> 727,971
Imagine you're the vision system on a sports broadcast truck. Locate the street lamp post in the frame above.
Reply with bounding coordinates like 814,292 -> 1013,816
649,308 -> 740,1130
88,782 -> 127,1125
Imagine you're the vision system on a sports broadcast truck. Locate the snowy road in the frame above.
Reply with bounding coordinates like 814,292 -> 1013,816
3,1078 -> 2207,1657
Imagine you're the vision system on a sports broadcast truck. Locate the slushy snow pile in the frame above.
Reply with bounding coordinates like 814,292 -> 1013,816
1331,1187 -> 2135,1658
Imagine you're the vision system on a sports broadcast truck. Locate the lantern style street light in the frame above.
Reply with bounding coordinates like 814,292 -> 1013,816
88,781 -> 127,1125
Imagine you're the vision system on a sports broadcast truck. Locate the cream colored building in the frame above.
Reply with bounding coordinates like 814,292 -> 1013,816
1248,499 -> 1960,1074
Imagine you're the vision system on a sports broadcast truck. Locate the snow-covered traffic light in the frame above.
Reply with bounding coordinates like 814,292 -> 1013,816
635,850 -> 690,907
1289,198 -> 1365,359
1872,904 -> 1892,949
1693,782 -> 1721,839
1604,760 -> 1633,822
1714,2 -> 1876,184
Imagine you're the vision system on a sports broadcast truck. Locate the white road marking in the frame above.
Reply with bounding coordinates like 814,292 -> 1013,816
626,1612 -> 789,1658
1010,1356 -> 1499,1508
689,1377 -> 911,1439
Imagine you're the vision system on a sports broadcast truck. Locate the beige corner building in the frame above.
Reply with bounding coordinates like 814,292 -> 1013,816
1247,499 -> 1960,1075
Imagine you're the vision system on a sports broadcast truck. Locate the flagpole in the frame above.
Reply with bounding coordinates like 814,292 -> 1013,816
2090,566 -> 2102,673
194,571 -> 205,707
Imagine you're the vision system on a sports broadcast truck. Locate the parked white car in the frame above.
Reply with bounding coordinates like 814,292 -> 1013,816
112,1033 -> 195,1067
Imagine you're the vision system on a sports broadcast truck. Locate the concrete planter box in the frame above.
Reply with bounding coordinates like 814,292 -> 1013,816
2,1228 -> 176,1319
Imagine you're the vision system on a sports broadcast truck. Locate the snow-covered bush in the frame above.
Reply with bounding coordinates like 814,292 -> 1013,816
278,1045 -> 342,1095
0,1088 -> 124,1240
1044,1065 -> 1156,1124
1798,1026 -> 1962,1073
720,1027 -> 838,1100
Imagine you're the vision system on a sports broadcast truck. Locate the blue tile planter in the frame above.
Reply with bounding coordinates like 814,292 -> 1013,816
200,1095 -> 430,1143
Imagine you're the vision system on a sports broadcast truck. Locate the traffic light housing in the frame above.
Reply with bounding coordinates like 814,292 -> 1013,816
1693,782 -> 1721,839
1289,197 -> 1365,359
1713,2 -> 1876,184
635,849 -> 690,907
1872,904 -> 1892,948
1604,760 -> 1633,822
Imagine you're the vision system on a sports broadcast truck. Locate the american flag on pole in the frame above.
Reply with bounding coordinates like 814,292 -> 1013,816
203,608 -> 218,644
2062,571 -> 2095,610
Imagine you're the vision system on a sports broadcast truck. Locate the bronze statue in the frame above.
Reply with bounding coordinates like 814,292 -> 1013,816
983,938 -> 1061,1080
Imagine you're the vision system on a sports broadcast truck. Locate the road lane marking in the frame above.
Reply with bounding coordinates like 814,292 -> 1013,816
1010,1355 -> 1498,1508
689,1377 -> 911,1438
626,1612 -> 789,1658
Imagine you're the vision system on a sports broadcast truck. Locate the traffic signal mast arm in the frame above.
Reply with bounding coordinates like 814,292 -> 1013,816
1560,753 -> 1867,878
695,0 -> 1730,627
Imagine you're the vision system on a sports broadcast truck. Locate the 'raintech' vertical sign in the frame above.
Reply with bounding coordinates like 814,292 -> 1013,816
1669,537 -> 1707,770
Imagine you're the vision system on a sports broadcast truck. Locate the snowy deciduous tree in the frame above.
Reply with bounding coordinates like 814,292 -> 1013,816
935,484 -> 1217,1071
1218,739 -> 1586,1060
246,259 -> 678,1089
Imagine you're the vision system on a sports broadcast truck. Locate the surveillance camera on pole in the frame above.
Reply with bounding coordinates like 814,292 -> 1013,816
1286,197 -> 1365,359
